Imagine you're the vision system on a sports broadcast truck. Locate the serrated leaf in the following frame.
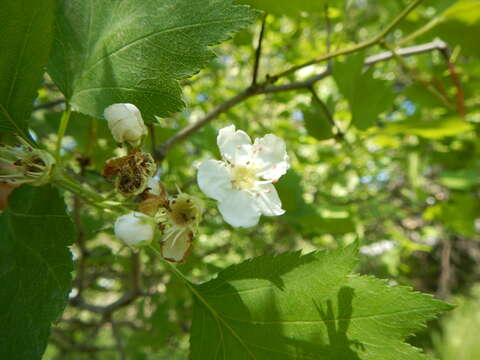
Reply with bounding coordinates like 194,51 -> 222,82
0,0 -> 56,139
334,54 -> 395,130
48,0 -> 258,121
189,244 -> 450,359
0,186 -> 75,360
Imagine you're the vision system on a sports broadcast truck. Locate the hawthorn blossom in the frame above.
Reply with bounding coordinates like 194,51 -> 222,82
197,125 -> 289,228
114,212 -> 156,247
104,103 -> 147,147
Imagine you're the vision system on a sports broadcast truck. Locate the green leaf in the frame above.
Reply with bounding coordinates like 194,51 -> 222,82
48,0 -> 258,121
384,117 -> 473,139
334,54 -> 395,130
0,0 -> 56,139
302,100 -> 335,141
437,0 -> 480,57
440,193 -> 479,237
0,186 -> 75,360
189,244 -> 450,359
439,168 -> 480,190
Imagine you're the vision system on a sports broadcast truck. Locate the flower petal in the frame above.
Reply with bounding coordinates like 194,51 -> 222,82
197,160 -> 233,201
217,125 -> 251,162
161,228 -> 193,263
253,183 -> 285,217
218,189 -> 260,228
252,134 -> 289,181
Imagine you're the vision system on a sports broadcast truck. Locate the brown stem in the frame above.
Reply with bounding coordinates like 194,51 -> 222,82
439,49 -> 465,118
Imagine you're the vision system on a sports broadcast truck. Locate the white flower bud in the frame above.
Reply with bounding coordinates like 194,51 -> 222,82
104,103 -> 147,147
114,212 -> 155,247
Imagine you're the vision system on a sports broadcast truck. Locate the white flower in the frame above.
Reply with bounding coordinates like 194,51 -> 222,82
114,212 -> 155,247
104,103 -> 147,147
197,125 -> 289,228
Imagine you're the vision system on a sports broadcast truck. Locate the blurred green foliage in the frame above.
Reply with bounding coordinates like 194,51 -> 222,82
1,0 -> 479,358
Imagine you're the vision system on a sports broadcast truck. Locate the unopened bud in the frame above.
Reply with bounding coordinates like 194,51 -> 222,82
104,103 -> 147,147
114,212 -> 156,247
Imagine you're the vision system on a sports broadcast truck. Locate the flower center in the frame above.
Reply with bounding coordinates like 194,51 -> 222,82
168,194 -> 202,227
231,165 -> 257,190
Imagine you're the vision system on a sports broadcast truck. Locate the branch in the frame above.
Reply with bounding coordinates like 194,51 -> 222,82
155,40 -> 445,159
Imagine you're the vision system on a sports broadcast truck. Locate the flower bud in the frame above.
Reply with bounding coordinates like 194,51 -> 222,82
114,212 -> 156,247
104,103 -> 147,147
0,139 -> 55,186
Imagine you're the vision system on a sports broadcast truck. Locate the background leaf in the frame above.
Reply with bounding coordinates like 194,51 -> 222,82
334,54 -> 395,130
384,117 -> 473,139
0,0 -> 56,139
0,186 -> 75,360
436,0 -> 480,58
302,100 -> 335,141
189,244 -> 449,359
48,0 -> 258,121
238,0 -> 341,17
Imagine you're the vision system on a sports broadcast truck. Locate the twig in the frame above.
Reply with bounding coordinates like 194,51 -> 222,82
33,99 -> 65,111
365,40 -> 447,66
251,13 -> 267,86
324,3 -> 332,53
382,41 -> 454,109
73,158 -> 90,298
308,86 -> 346,141
268,0 -> 426,82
